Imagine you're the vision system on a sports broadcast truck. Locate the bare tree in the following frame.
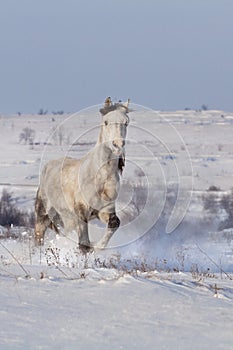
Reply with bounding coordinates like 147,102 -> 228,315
19,127 -> 36,145
38,108 -> 48,115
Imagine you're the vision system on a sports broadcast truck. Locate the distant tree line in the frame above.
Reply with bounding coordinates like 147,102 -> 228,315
17,109 -> 66,116
184,104 -> 209,111
38,108 -> 65,115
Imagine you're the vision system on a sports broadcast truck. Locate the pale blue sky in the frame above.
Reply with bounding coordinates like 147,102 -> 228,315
0,0 -> 233,113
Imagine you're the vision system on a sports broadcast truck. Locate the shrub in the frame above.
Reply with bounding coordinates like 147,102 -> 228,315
203,187 -> 233,230
38,108 -> 48,115
19,127 -> 35,145
207,185 -> 221,192
52,110 -> 64,115
219,189 -> 233,230
0,189 -> 34,227
201,104 -> 208,111
203,186 -> 222,214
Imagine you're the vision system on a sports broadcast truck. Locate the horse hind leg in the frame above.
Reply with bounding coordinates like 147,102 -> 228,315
34,191 -> 51,245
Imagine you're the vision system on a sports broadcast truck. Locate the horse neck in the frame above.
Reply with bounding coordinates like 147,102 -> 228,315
96,125 -> 104,146
94,124 -> 126,175
94,130 -> 119,172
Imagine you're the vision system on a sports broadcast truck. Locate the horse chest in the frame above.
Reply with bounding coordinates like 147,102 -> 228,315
99,176 -> 119,202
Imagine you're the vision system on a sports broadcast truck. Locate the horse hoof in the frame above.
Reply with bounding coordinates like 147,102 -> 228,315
35,237 -> 44,246
93,245 -> 105,252
79,243 -> 93,254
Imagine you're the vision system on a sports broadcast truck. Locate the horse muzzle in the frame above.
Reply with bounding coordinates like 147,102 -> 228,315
112,140 -> 125,155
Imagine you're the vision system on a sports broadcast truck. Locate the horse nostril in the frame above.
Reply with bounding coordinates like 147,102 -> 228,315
112,141 -> 118,149
112,140 -> 125,149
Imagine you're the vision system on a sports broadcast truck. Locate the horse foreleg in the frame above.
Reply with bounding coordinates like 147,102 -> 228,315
35,215 -> 51,245
78,219 -> 91,253
96,212 -> 120,249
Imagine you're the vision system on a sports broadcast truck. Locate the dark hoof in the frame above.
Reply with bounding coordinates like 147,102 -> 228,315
79,243 -> 93,254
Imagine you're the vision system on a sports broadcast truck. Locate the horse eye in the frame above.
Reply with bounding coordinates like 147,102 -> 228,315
104,120 -> 108,126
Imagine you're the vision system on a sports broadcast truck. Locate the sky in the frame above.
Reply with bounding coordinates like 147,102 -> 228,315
0,0 -> 233,114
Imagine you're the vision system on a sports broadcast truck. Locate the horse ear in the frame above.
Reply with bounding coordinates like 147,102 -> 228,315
118,154 -> 125,175
104,97 -> 112,108
99,97 -> 112,115
123,98 -> 130,109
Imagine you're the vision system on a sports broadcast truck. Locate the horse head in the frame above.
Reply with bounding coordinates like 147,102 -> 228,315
99,97 -> 130,159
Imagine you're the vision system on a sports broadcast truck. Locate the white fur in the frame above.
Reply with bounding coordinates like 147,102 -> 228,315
35,100 -> 130,252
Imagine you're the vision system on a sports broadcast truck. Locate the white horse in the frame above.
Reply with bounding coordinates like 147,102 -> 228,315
35,97 -> 130,252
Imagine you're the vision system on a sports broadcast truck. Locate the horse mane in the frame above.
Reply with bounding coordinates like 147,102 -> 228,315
118,155 -> 125,175
99,97 -> 130,116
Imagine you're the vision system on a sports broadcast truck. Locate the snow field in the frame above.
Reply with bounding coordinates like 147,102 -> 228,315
1,108 -> 233,349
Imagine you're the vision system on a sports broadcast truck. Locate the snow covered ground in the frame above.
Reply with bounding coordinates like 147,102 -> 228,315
0,107 -> 233,349
0,237 -> 233,350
